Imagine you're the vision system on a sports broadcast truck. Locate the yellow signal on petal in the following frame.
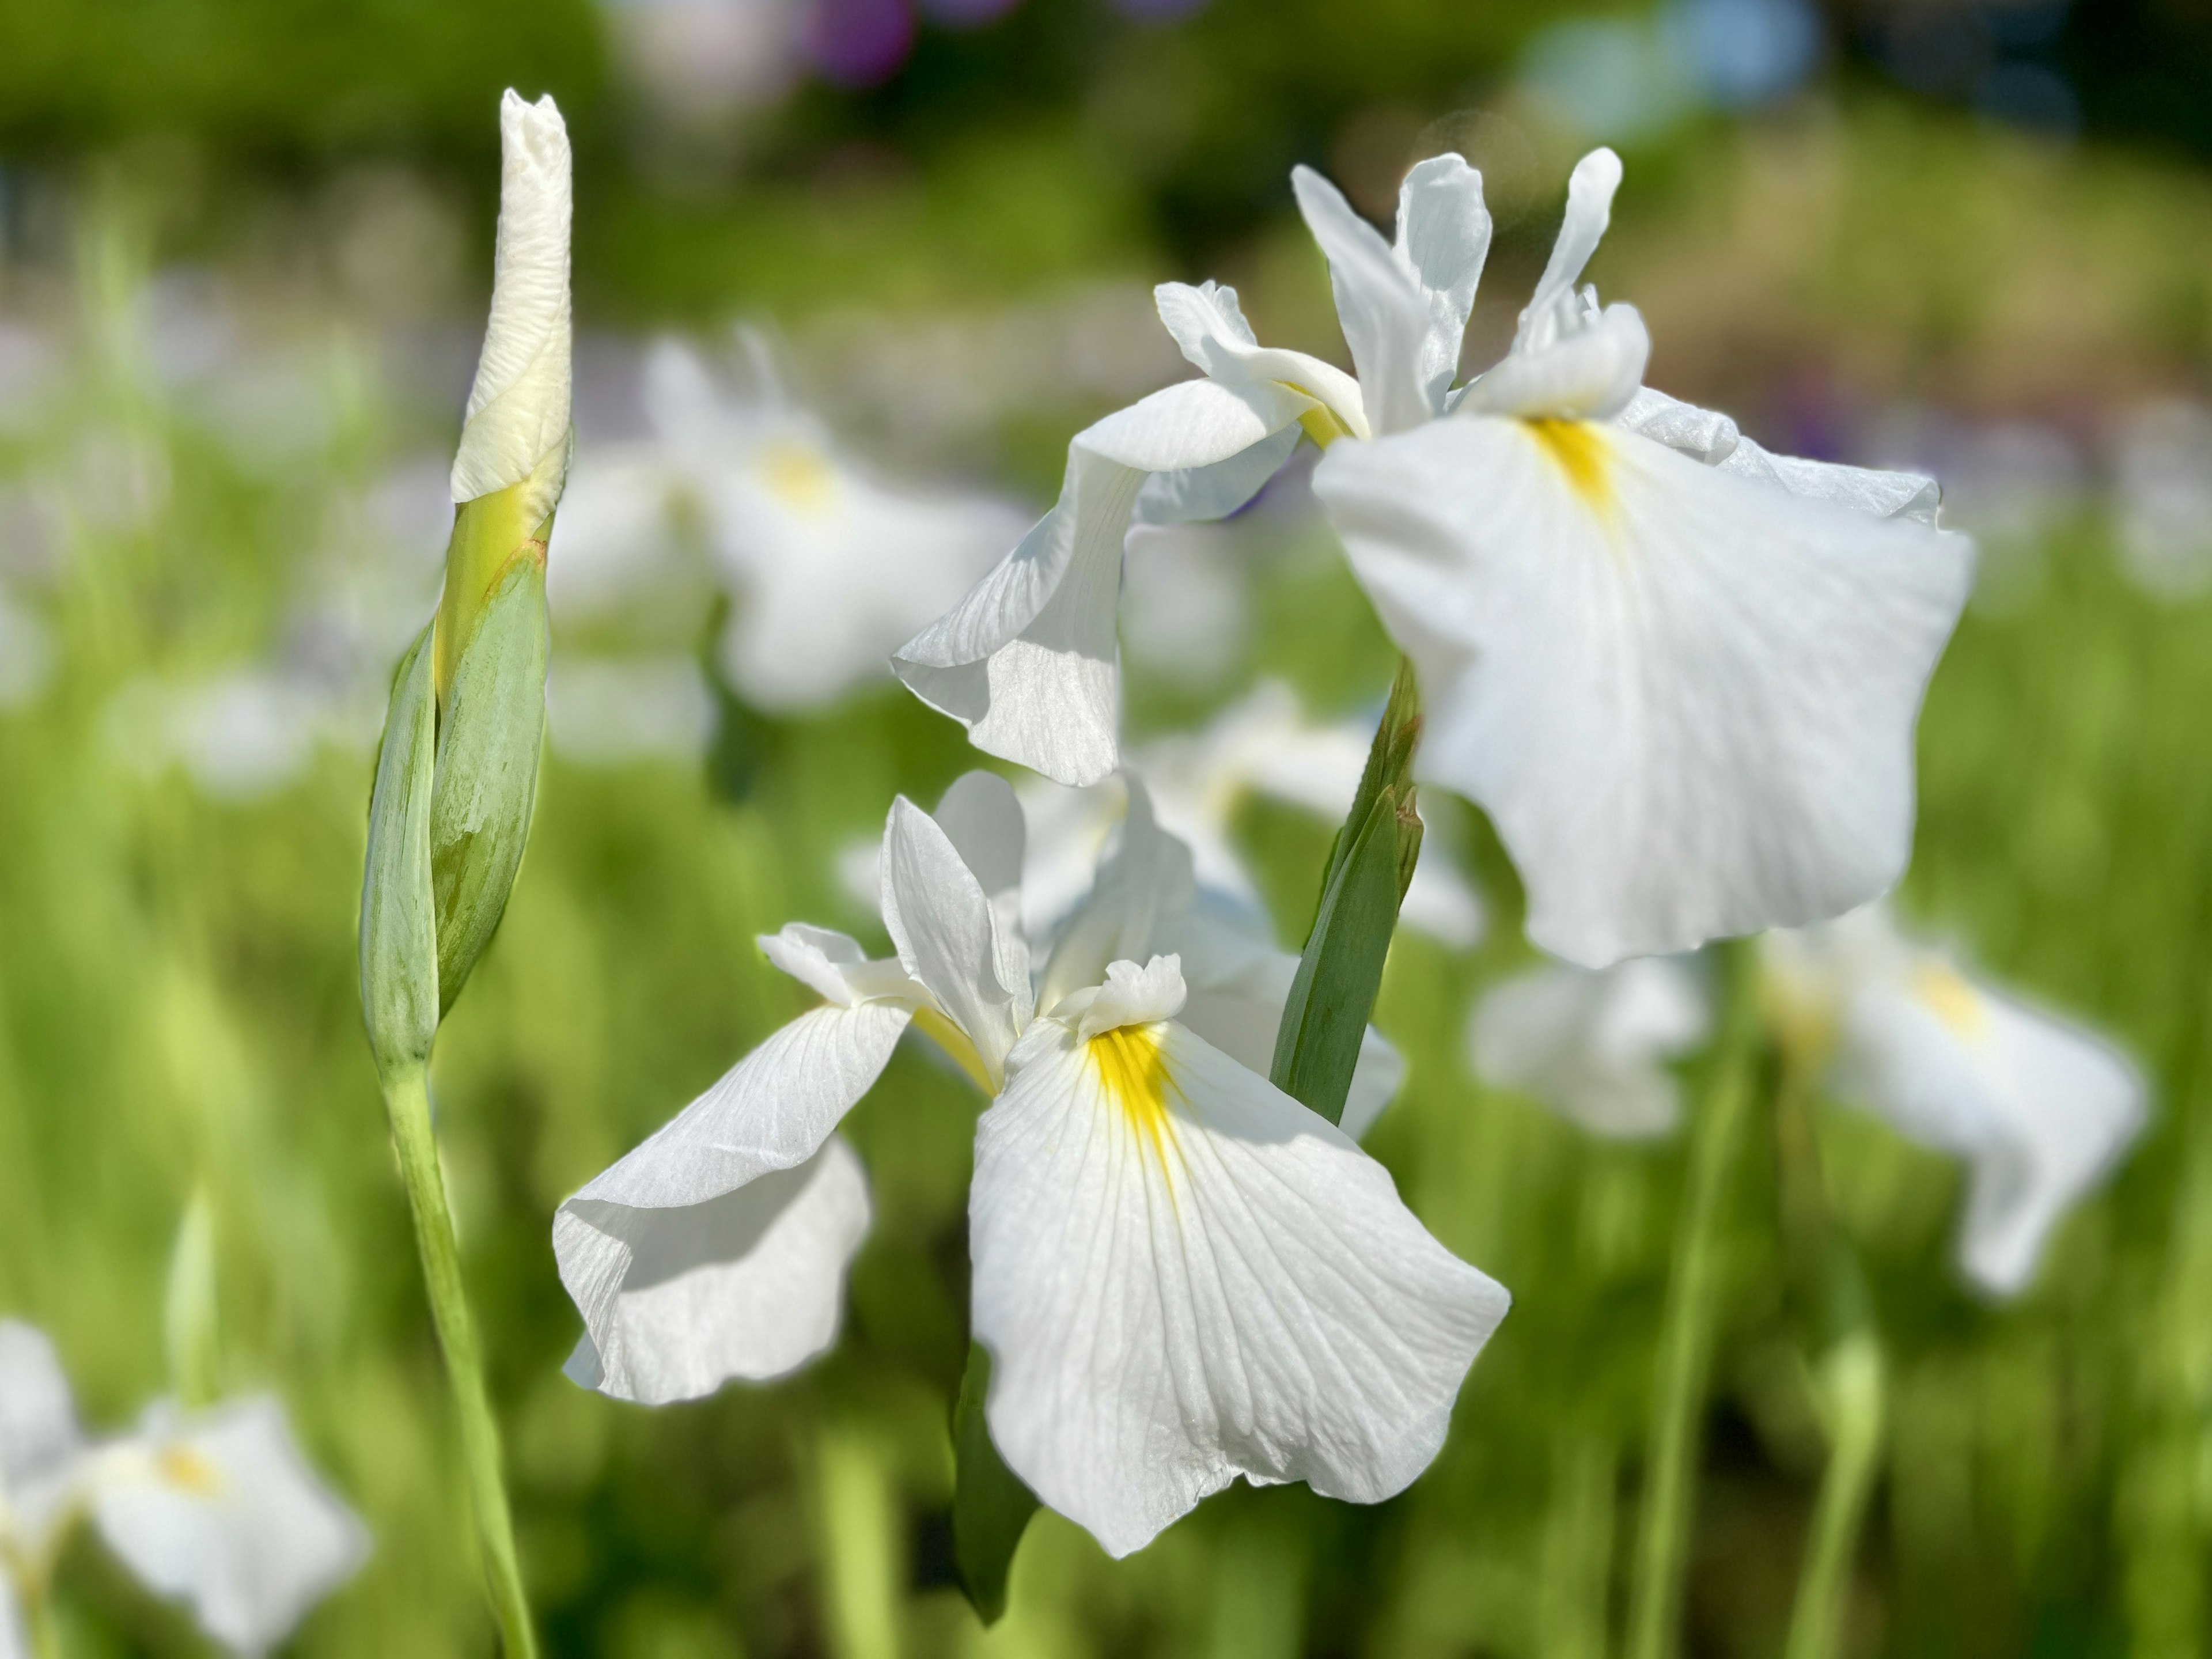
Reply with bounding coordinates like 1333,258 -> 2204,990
1912,960 -> 1988,1042
913,1006 -> 996,1094
156,1445 -> 226,1497
1091,1023 -> 1177,1171
759,441 -> 838,513
1527,418 -> 1613,516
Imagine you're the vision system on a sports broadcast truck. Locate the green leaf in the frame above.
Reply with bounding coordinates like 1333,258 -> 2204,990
430,551 -> 550,1016
358,623 -> 440,1080
1268,658 -> 1424,1126
951,1343 -> 1038,1626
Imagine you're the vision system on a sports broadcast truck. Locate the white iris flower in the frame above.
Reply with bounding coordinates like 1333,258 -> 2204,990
555,772 -> 1506,1556
1468,956 -> 1710,1138
0,1322 -> 366,1658
1762,904 -> 2147,1297
897,147 -> 1974,968
551,336 -> 1027,711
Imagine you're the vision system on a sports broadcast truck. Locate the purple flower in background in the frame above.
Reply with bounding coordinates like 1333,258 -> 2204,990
806,0 -> 915,85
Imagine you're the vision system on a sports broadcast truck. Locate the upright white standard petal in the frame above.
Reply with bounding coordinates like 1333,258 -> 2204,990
970,982 -> 1508,1558
1315,417 -> 1974,966
1468,957 -> 1709,1138
449,91 -> 573,515
89,1399 -> 368,1658
880,793 -> 1031,1084
0,1321 -> 86,1567
1764,907 -> 2148,1297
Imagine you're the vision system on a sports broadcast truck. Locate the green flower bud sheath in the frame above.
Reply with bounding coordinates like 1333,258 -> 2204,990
359,466 -> 558,1659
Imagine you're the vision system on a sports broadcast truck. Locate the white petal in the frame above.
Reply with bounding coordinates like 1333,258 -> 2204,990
1395,154 -> 1492,414
880,797 -> 1030,1077
554,1003 -> 909,1399
930,770 -> 1028,987
559,1137 -> 874,1402
450,91 -> 573,508
1400,841 -> 1486,950
1618,387 -> 1940,523
1153,283 -> 1369,440
1469,957 -> 1709,1138
1834,967 -> 2146,1297
1037,778 -> 1199,1010
0,1578 -> 24,1659
759,922 -> 916,1008
971,1018 -> 1508,1557
92,1398 -> 368,1657
0,1320 -> 86,1555
1066,954 -> 1188,1039
1134,426 -> 1301,527
895,377 -> 1286,785
1291,168 -> 1434,436
1014,773 -> 1128,942
1313,416 -> 1974,966
1460,303 -> 1649,421
1513,147 -> 1622,356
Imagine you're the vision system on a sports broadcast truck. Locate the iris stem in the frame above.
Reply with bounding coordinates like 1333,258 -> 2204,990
1783,1333 -> 1886,1659
21,1575 -> 63,1659
382,1064 -> 538,1659
1624,937 -> 1761,1659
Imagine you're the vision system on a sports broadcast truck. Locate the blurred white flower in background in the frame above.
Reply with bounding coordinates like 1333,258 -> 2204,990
544,656 -> 717,765
1468,956 -> 1710,1138
552,332 -> 1027,712
1762,903 -> 2147,1297
2110,399 -> 2212,601
0,1321 -> 366,1658
602,0 -> 807,127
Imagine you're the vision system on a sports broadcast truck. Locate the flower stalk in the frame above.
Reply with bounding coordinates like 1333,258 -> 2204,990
383,1065 -> 537,1659
1625,936 -> 1762,1659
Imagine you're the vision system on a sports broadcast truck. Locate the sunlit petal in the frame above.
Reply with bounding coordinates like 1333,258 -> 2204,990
881,794 -> 1030,1077
1291,168 -> 1435,435
971,1012 -> 1508,1558
1315,416 -> 1974,965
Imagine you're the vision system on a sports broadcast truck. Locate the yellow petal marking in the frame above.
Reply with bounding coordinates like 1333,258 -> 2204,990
1911,961 -> 1989,1042
912,1006 -> 996,1093
1090,1022 -> 1177,1175
759,440 -> 838,513
1527,418 -> 1613,517
1296,404 -> 1354,449
156,1445 -> 225,1497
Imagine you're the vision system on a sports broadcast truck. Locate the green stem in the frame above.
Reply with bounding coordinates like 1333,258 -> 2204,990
1782,1334 -> 1886,1659
1624,938 -> 1762,1659
21,1573 -> 64,1659
382,1065 -> 538,1658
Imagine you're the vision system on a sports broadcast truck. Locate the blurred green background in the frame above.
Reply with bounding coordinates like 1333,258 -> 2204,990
6,0 -> 2212,1654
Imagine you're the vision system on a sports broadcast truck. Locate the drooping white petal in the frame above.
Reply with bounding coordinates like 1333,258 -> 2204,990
554,1002 -> 910,1400
971,1013 -> 1508,1558
0,1320 -> 86,1558
880,796 -> 1030,1079
1468,957 -> 1709,1138
1134,427 -> 1302,527
560,1137 -> 874,1403
1154,282 -> 1369,440
1313,416 -> 1974,966
1512,147 -> 1622,356
450,91 -> 573,510
894,377 -> 1292,785
1291,168 -> 1435,437
1619,387 -> 1941,525
1832,956 -> 2146,1297
1395,154 -> 1492,414
758,923 -> 922,1008
90,1398 -> 368,1658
